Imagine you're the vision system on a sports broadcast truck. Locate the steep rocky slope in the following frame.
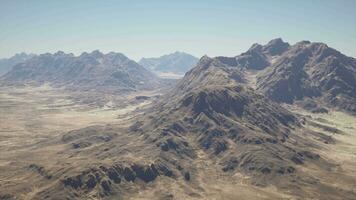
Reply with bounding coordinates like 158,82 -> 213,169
130,56 -> 349,198
256,40 -> 356,114
212,38 -> 356,114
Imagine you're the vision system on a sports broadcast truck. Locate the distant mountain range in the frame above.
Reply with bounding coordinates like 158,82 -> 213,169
0,53 -> 35,76
1,40 -> 354,113
1,50 -> 161,92
139,51 -> 199,77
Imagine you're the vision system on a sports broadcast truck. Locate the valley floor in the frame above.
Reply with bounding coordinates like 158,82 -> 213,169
0,85 -> 156,199
0,85 -> 154,152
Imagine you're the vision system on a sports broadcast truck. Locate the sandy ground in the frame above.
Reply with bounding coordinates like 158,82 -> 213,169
0,85 -> 153,160
286,105 -> 356,194
0,85 -> 159,199
308,111 -> 356,178
286,106 -> 356,174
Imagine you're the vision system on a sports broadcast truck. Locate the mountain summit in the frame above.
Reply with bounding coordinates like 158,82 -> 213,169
215,38 -> 355,114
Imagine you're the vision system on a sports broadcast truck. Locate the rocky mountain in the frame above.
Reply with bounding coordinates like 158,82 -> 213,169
139,51 -> 199,77
133,56 -> 343,197
256,40 -> 356,114
18,54 -> 355,200
1,50 -> 160,92
0,53 -> 35,76
216,38 -> 356,114
1,40 -> 355,200
215,38 -> 290,71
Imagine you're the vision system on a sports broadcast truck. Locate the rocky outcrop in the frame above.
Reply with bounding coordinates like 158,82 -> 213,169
28,164 -> 52,179
62,162 -> 174,196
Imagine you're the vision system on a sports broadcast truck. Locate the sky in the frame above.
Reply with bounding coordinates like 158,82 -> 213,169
0,0 -> 356,61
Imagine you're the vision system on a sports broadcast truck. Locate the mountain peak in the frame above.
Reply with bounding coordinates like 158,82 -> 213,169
199,55 -> 211,61
267,38 -> 285,45
248,43 -> 263,52
263,38 -> 290,56
106,52 -> 128,61
90,50 -> 104,58
53,51 -> 72,57
296,40 -> 311,46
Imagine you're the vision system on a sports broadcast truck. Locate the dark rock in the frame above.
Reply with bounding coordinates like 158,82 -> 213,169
184,172 -> 191,181
261,167 -> 271,174
28,164 -> 52,179
163,138 -> 179,151
135,96 -> 150,100
291,155 -> 304,165
107,168 -> 121,184
86,175 -> 97,189
302,151 -> 320,160
214,141 -> 228,155
123,167 -> 136,182
287,166 -> 296,173
131,164 -> 158,183
63,176 -> 82,189
100,180 -> 112,193
156,163 -> 174,177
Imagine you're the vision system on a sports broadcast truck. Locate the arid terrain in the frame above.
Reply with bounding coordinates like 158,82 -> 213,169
0,84 -> 355,199
0,85 -> 158,199
0,38 -> 355,200
2,0 -> 356,198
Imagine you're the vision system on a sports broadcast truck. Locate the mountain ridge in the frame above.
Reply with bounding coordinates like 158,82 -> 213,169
0,53 -> 35,76
1,50 -> 161,92
204,38 -> 356,114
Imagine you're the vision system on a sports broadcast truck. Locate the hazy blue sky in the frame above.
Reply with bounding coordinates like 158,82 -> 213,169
1,0 -> 356,60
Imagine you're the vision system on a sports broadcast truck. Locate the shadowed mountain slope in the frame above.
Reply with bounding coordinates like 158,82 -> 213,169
256,40 -> 356,114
